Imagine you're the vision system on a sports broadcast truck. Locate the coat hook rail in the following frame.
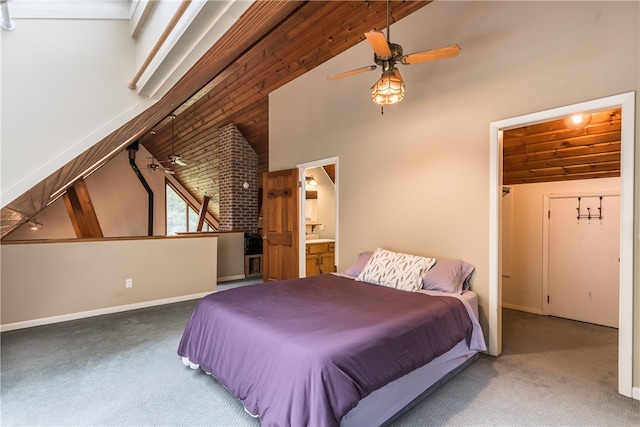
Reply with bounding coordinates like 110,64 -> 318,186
576,196 -> 603,221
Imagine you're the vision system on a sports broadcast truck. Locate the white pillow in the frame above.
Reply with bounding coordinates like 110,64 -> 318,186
356,248 -> 436,292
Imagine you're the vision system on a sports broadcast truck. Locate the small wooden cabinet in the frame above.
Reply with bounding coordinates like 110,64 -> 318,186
306,241 -> 335,276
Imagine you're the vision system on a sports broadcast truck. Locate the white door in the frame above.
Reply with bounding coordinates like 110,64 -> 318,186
547,195 -> 619,328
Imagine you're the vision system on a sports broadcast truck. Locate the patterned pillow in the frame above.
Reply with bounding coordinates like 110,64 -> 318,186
356,248 -> 436,292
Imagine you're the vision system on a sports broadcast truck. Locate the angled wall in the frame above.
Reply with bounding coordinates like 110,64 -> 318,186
1,17 -> 153,206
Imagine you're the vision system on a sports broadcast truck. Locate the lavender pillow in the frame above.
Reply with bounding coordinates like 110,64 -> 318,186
422,258 -> 475,294
343,251 -> 374,277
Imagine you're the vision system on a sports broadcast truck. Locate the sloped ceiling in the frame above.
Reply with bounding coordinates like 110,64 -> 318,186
1,0 -> 430,238
1,1 -> 623,239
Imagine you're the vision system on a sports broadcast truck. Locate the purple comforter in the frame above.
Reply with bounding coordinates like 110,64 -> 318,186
178,274 -> 473,427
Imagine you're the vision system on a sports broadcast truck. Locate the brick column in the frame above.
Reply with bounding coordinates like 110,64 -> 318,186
218,123 -> 259,232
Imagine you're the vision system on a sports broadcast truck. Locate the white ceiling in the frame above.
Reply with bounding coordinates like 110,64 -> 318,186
9,0 -> 133,20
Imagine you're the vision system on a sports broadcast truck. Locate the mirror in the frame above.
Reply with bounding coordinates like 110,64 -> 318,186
305,191 -> 318,222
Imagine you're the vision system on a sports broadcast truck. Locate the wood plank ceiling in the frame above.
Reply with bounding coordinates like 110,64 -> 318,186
503,108 -> 621,185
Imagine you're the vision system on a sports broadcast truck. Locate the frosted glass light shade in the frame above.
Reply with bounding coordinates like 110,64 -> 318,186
371,72 -> 405,105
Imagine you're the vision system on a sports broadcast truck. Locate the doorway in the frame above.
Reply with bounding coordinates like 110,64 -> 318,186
489,91 -> 635,398
297,157 -> 338,278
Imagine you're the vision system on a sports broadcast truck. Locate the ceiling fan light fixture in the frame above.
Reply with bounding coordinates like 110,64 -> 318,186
371,70 -> 405,105
328,0 -> 458,111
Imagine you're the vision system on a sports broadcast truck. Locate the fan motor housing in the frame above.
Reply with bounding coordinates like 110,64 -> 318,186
374,43 -> 403,69
389,43 -> 403,60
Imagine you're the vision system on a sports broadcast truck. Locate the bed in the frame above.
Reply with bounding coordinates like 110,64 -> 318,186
178,249 -> 486,427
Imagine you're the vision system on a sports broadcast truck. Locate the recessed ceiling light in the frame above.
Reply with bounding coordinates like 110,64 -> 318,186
568,112 -> 591,128
571,114 -> 584,125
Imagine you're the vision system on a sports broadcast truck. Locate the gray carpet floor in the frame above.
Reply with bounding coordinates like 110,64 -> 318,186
1,285 -> 639,426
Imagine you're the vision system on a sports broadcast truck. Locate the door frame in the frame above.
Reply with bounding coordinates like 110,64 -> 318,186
297,157 -> 339,277
489,91 -> 635,398
542,190 -> 620,317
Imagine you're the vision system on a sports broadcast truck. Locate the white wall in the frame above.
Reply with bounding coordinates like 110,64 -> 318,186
502,177 -> 620,313
270,1 -> 639,383
1,18 -> 155,206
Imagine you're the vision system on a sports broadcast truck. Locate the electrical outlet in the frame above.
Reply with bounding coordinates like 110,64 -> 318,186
125,278 -> 133,288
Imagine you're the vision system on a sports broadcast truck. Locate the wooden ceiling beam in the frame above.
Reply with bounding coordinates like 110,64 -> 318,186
197,195 -> 211,231
63,179 -> 104,239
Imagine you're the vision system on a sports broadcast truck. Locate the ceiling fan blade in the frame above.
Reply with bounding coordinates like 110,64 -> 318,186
401,44 -> 461,65
167,154 -> 188,166
365,30 -> 392,58
327,65 -> 377,81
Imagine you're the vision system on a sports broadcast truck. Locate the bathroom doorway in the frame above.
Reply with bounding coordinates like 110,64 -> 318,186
297,157 -> 338,278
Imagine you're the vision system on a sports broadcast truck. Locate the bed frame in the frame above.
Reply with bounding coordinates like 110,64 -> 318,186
381,354 -> 479,426
342,340 -> 480,426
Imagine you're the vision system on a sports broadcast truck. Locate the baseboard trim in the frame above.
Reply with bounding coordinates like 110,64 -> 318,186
501,303 -> 543,315
218,274 -> 246,283
0,291 -> 215,333
633,386 -> 640,401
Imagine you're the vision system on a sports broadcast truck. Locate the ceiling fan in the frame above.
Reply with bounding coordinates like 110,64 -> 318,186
146,158 -> 175,175
328,0 -> 461,113
162,114 -> 192,167
144,131 -> 175,174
